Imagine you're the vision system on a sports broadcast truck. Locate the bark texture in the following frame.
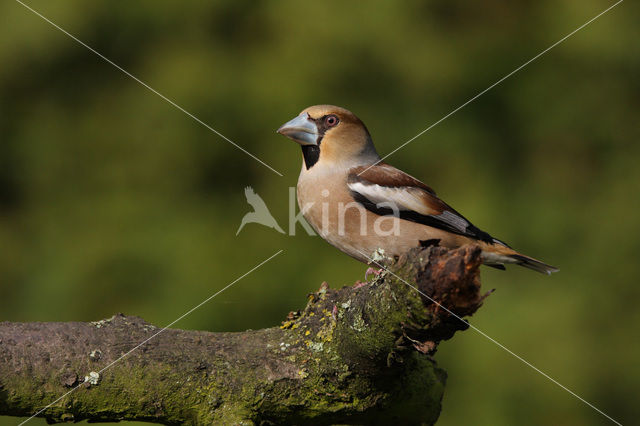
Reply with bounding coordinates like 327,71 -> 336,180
0,245 -> 488,425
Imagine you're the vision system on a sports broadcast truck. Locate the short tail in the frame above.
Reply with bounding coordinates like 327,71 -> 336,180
480,243 -> 559,275
509,254 -> 559,275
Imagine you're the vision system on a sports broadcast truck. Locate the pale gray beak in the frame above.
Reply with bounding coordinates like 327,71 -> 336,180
277,113 -> 318,146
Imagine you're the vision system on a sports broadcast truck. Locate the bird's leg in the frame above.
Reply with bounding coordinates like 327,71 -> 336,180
353,280 -> 367,289
354,267 -> 382,288
364,267 -> 384,281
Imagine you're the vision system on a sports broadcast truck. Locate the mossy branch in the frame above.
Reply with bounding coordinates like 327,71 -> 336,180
0,246 -> 488,425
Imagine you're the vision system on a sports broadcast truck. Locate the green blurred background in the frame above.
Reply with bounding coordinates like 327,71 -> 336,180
1,1 -> 638,425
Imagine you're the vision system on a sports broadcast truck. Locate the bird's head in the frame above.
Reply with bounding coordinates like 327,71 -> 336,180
277,105 -> 379,170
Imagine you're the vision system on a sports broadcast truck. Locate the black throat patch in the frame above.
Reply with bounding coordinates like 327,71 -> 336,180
301,145 -> 321,169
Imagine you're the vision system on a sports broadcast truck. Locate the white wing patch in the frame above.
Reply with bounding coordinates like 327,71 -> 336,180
348,170 -> 501,244
347,181 -> 437,216
348,180 -> 475,235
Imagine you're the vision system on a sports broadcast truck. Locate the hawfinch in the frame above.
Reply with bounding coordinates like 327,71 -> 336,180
277,105 -> 558,274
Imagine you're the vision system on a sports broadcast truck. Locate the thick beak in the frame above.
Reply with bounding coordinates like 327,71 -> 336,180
277,113 -> 318,146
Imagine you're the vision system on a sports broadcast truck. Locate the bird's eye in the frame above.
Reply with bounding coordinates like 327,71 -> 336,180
325,115 -> 339,127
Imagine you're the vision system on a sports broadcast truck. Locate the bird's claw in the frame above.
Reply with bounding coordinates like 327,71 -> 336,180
365,267 -> 383,281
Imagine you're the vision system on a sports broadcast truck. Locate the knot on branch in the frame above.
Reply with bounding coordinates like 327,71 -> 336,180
284,244 -> 489,359
393,245 -> 491,354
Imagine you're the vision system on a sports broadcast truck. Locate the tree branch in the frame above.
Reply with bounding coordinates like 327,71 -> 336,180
0,246 -> 488,425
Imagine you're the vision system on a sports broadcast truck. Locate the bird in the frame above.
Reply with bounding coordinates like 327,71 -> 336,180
236,186 -> 285,235
277,105 -> 558,274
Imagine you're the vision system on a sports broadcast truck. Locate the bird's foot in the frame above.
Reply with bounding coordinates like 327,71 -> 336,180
365,267 -> 384,281
353,280 -> 368,289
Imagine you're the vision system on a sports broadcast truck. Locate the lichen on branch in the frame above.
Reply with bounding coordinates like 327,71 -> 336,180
0,245 -> 487,425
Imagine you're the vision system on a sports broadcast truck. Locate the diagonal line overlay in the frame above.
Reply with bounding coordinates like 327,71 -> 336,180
18,249 -> 284,425
14,0 -> 283,177
359,0 -> 624,176
355,248 -> 622,425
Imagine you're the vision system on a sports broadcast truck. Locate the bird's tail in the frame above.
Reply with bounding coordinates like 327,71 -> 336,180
480,243 -> 559,275
508,253 -> 559,275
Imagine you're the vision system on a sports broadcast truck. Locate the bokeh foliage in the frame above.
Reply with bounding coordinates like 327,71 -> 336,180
1,1 -> 638,425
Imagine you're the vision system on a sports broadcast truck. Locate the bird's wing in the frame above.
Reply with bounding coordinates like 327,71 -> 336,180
348,163 -> 506,245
